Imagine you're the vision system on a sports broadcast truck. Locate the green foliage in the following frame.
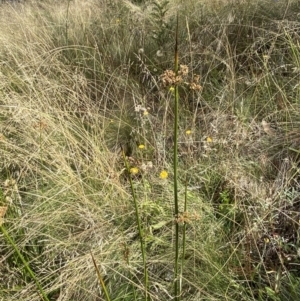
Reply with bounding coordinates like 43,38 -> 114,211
150,0 -> 173,47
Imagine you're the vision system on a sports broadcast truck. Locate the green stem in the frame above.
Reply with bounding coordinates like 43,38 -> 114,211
173,13 -> 180,301
0,225 -> 50,301
180,178 -> 188,295
122,150 -> 148,301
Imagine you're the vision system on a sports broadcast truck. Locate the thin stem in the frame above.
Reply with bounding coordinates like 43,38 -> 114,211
173,12 -> 180,301
90,251 -> 111,301
122,149 -> 148,301
65,0 -> 71,45
180,178 -> 188,295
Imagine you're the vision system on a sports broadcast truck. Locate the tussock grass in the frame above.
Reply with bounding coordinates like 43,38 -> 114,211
1,0 -> 300,300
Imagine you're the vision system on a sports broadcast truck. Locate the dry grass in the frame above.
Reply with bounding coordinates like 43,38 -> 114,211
0,0 -> 300,300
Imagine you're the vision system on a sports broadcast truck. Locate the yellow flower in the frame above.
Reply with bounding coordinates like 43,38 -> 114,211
169,86 -> 175,92
207,136 -> 212,143
159,170 -> 168,179
186,130 -> 192,135
130,167 -> 139,175
143,110 -> 149,116
138,144 -> 145,149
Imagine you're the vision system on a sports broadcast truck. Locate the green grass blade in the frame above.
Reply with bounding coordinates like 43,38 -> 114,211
90,251 -> 111,301
0,225 -> 50,301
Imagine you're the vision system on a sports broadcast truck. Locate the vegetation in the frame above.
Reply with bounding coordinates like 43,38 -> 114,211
1,0 -> 300,300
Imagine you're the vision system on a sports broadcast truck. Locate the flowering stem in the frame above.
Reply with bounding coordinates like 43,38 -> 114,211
173,12 -> 180,301
122,149 -> 148,301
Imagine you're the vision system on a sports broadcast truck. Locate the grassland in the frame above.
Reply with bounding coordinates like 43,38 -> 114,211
1,0 -> 300,300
